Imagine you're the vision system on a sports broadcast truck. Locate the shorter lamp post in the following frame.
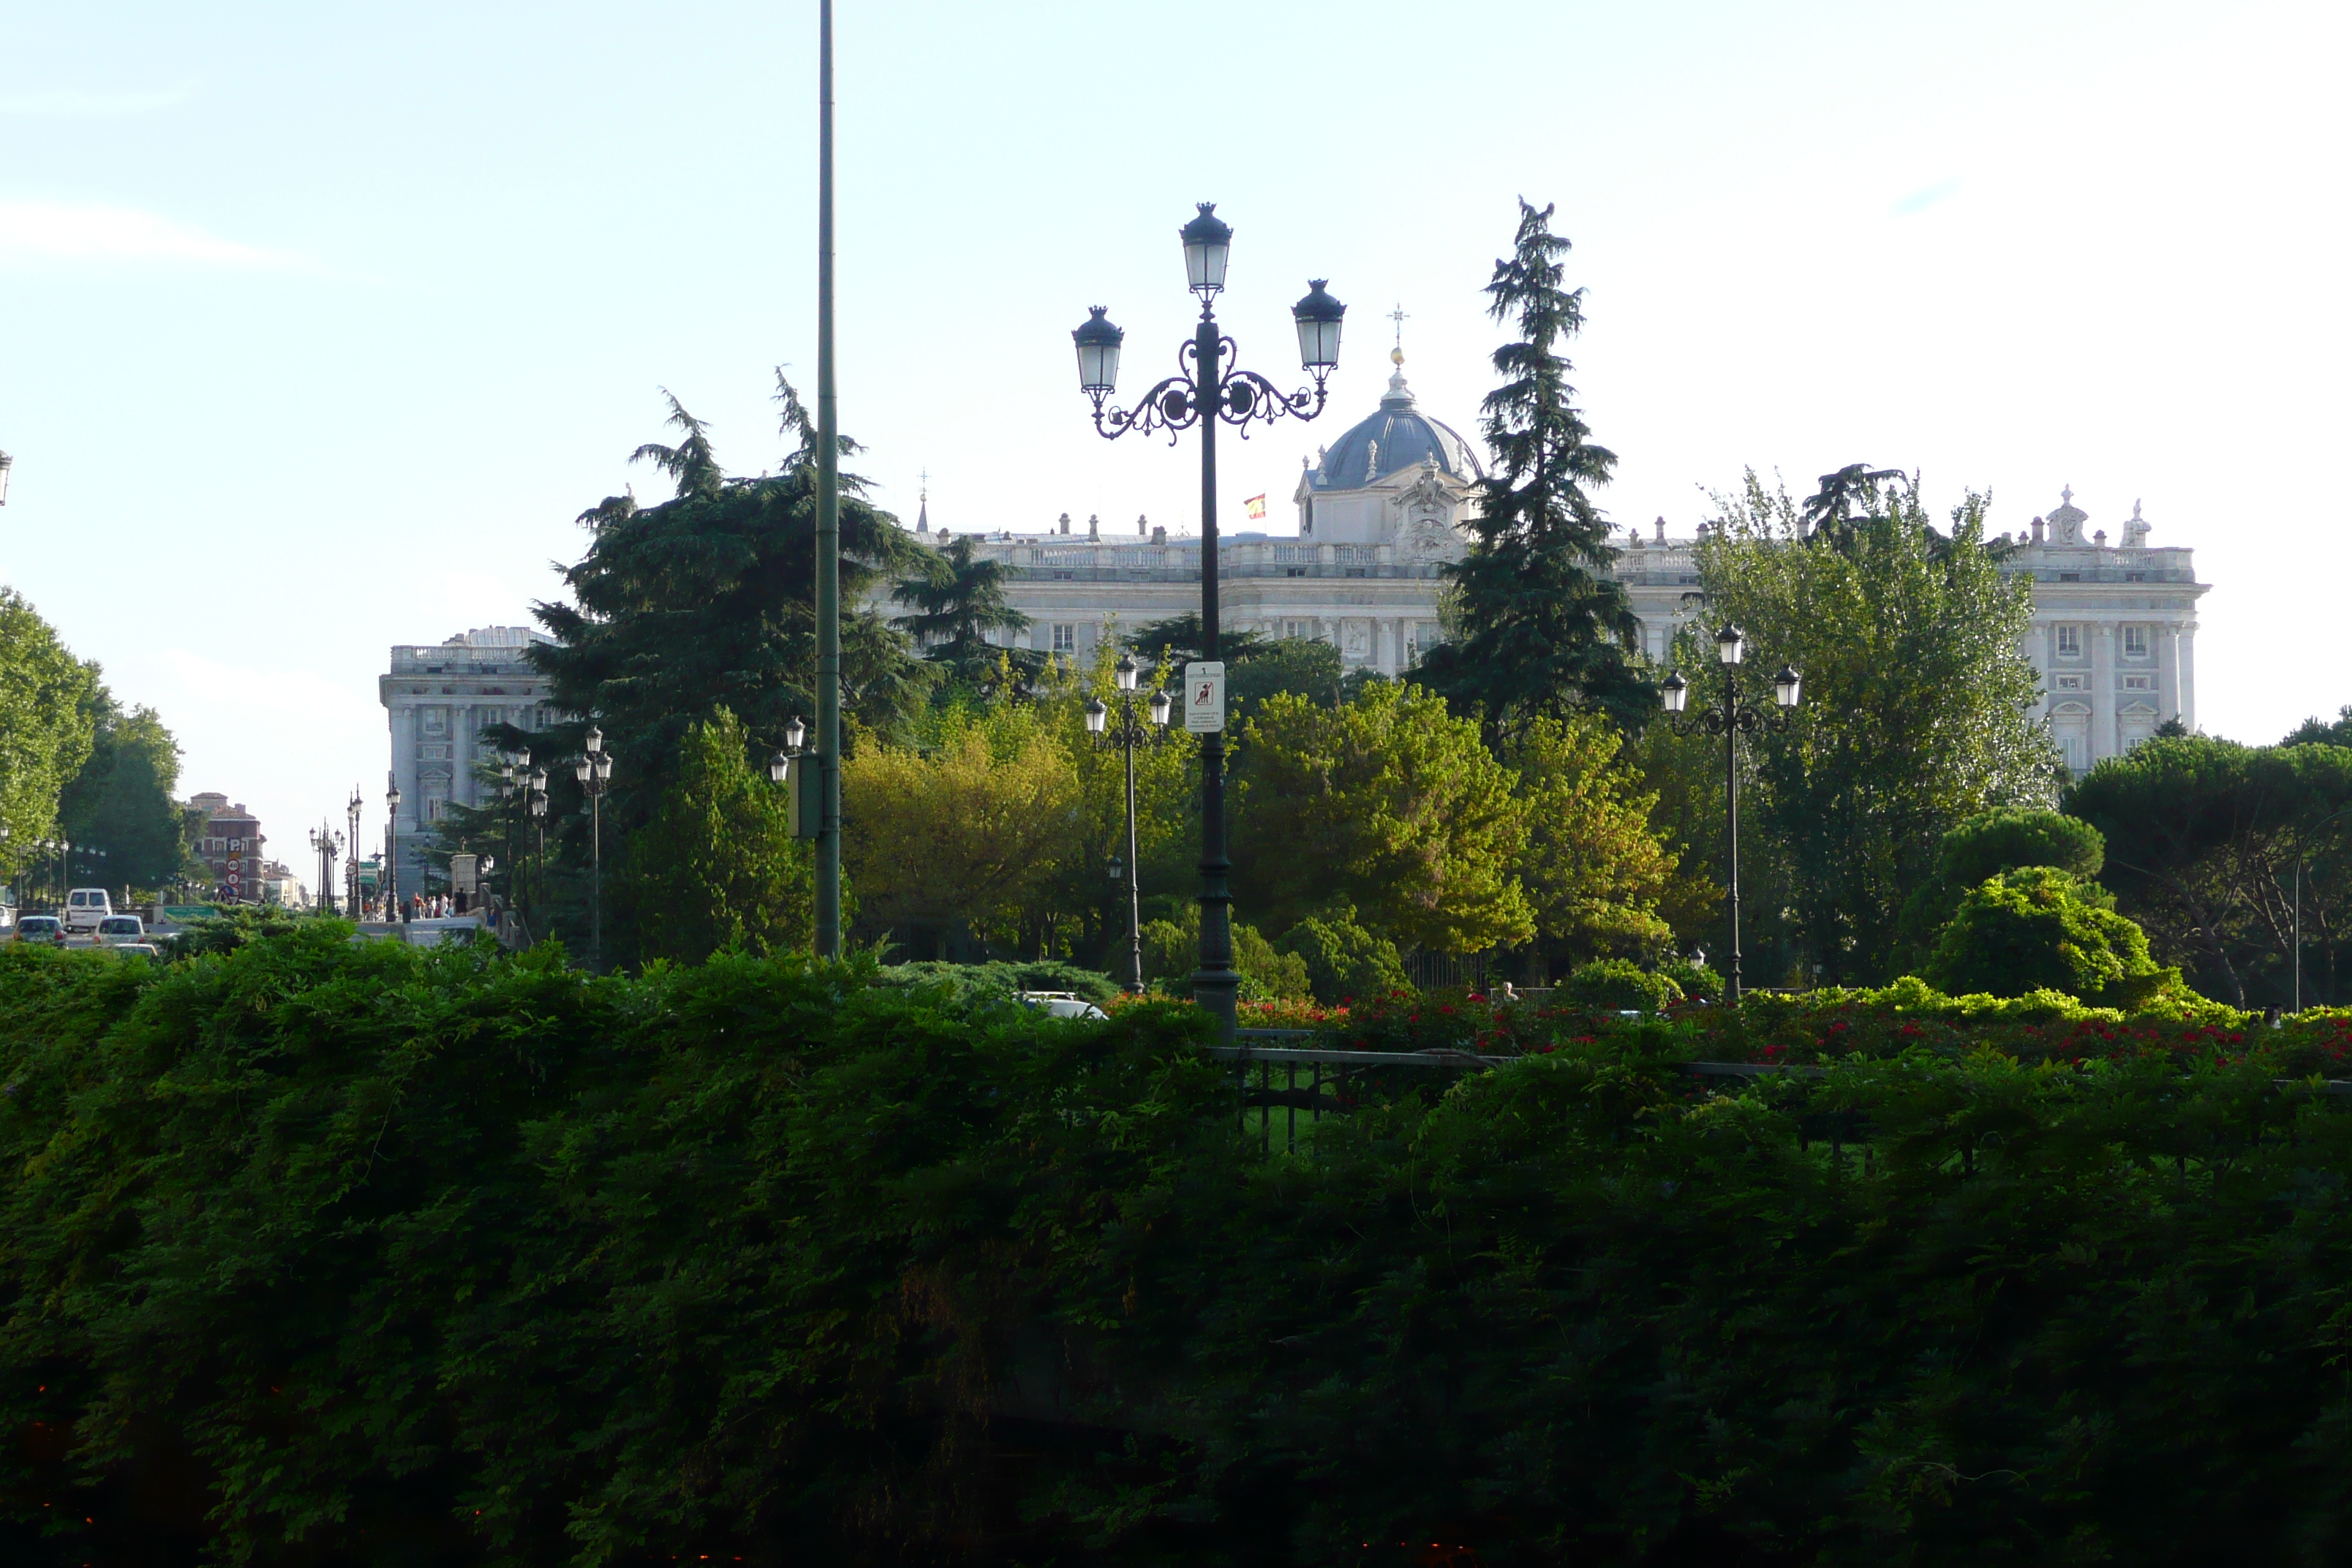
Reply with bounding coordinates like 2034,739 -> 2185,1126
385,776 -> 402,917
1084,655 -> 1175,993
575,727 -> 613,972
1661,624 -> 1801,1006
309,823 -> 344,916
527,766 -> 548,922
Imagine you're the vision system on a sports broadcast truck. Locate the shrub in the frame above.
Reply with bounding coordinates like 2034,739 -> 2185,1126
1275,905 -> 1409,1003
1563,957 -> 1684,1011
1656,953 -> 1723,1001
1923,864 -> 2173,1004
872,957 -> 1120,1005
1139,910 -> 1308,1000
1896,807 -> 2111,967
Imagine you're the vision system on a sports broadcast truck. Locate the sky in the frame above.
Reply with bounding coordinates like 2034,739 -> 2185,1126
2,0 -> 2347,855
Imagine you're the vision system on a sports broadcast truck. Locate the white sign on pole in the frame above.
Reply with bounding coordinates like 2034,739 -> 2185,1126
1183,661 -> 1226,733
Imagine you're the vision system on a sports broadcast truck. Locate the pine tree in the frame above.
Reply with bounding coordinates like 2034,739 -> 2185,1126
1414,200 -> 1648,736
890,536 -> 1035,687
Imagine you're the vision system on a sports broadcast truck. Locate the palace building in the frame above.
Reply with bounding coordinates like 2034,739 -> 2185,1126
892,353 -> 2206,774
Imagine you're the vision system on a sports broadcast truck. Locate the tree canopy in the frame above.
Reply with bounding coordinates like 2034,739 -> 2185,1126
1923,865 -> 2167,1006
1412,199 -> 1648,734
0,589 -> 99,882
889,534 -> 1033,687
625,709 -> 817,962
56,697 -> 192,890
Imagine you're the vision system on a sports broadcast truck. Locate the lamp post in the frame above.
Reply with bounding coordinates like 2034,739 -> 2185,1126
1085,655 -> 1175,994
575,726 -> 612,972
1072,204 -> 1344,1038
385,775 -> 402,918
0,451 -> 12,506
346,785 -> 363,919
309,823 -> 344,916
527,766 -> 548,924
1660,624 -> 1801,1006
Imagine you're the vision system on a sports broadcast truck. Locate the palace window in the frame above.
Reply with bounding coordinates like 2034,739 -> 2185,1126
1052,570 -> 1074,581
2123,675 -> 2154,691
2123,625 -> 2149,658
2054,674 -> 2084,692
1285,567 -> 1307,578
1052,624 -> 1075,654
2055,626 -> 2081,658
2057,572 -> 2081,583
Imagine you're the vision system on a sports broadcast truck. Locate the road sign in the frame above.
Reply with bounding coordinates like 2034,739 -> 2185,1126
1183,661 -> 1226,733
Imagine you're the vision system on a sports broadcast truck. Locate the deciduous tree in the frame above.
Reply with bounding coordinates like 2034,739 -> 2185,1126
625,709 -> 816,962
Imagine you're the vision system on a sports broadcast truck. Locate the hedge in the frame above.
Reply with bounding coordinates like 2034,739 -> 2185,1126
7,935 -> 2352,1564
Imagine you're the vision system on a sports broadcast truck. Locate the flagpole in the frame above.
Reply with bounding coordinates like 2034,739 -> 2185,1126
813,0 -> 843,959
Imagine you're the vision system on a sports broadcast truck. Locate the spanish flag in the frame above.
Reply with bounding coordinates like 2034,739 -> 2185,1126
1244,494 -> 1267,519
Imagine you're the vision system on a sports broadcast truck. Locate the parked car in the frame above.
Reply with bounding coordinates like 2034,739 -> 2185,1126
14,915 -> 63,946
94,914 -> 146,947
1017,990 -> 1110,1021
63,887 -> 113,934
107,942 -> 161,960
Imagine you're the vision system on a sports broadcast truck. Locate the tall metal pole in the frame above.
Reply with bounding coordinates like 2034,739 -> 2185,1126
1192,309 -> 1238,1038
1724,666 -> 1744,1007
1125,703 -> 1143,994
813,0 -> 843,960
591,789 -> 603,974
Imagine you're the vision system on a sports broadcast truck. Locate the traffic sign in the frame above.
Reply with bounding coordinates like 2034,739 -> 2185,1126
1183,661 -> 1226,733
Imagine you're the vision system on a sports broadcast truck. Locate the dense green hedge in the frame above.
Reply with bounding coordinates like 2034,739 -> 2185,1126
8,935 -> 2352,1564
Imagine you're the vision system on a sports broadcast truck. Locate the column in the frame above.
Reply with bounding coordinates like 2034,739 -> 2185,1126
2157,620 -> 2180,727
2179,621 -> 2197,732
2090,623 -> 2115,761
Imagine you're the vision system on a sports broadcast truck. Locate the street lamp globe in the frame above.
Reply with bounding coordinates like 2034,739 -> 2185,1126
785,715 -> 807,752
1661,671 -> 1689,713
1292,279 -> 1346,378
1179,203 -> 1232,298
387,782 -> 402,810
584,725 -> 603,756
1084,698 -> 1109,735
1149,688 -> 1172,726
529,792 -> 547,818
769,750 -> 791,784
573,757 -> 592,784
1072,307 -> 1123,399
592,752 -> 612,783
1715,624 -> 1746,666
528,767 -> 547,794
1115,653 -> 1139,692
1774,665 -> 1803,709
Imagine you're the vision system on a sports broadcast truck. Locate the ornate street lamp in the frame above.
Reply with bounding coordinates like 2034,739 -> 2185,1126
0,451 -> 13,506
1071,203 -> 1343,1037
308,823 -> 344,916
1085,655 -> 1177,994
347,785 -> 364,919
1660,624 -> 1802,1005
576,726 -> 612,972
385,775 -> 403,919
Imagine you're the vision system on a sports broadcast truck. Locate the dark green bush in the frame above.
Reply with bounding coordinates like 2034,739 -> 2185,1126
1655,953 -> 1722,1002
872,955 -> 1121,1004
1923,865 -> 2174,1004
11,934 -> 2352,1565
1275,904 -> 1409,1003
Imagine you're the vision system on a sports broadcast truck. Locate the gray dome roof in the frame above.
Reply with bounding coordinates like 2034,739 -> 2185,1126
1309,362 -> 1483,491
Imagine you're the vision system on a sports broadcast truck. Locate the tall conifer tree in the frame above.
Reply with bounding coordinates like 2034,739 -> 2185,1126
1416,201 -> 1648,735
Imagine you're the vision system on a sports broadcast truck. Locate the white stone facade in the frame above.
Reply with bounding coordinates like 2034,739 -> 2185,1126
379,627 -> 558,894
884,370 -> 2205,776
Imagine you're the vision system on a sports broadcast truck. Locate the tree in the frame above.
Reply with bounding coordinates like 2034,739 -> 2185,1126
1411,200 -> 1648,735
1893,808 -> 2108,970
57,698 -> 193,890
0,589 -> 100,883
1502,713 -> 1682,976
889,535 -> 1034,687
1923,866 -> 2168,1006
2285,705 -> 2352,748
624,709 -> 816,962
2065,734 -> 2352,1007
1695,470 -> 2059,984
1273,905 -> 1409,1004
1234,682 -> 1533,954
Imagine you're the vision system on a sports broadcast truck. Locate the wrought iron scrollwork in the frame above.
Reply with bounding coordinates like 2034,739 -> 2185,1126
1089,336 -> 1328,443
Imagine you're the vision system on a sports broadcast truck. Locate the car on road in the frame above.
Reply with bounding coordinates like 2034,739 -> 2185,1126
14,915 -> 63,946
1017,990 -> 1110,1021
94,914 -> 146,947
107,942 -> 162,960
63,888 -> 113,934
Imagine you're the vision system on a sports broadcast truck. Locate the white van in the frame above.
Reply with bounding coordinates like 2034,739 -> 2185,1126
64,888 -> 113,934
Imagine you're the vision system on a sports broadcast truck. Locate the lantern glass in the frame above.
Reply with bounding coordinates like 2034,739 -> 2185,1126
1115,654 -> 1139,692
785,715 -> 807,751
769,750 -> 790,783
574,758 -> 592,783
1180,203 -> 1231,296
387,785 -> 402,808
529,768 -> 546,792
1661,672 -> 1689,714
1149,689 -> 1172,725
1774,665 -> 1802,709
530,794 -> 547,817
584,725 -> 603,755
1107,855 -> 1124,883
1085,698 -> 1108,734
592,753 -> 612,782
1292,279 -> 1346,372
1715,624 -> 1746,666
1072,307 -> 1123,396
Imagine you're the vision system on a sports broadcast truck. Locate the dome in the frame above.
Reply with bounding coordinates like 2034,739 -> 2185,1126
1309,358 -> 1483,491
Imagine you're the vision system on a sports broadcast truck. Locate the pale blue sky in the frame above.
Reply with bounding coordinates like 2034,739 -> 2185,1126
2,0 -> 2345,853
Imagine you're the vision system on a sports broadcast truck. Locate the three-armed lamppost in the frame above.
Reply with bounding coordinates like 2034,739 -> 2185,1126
575,727 -> 613,972
309,823 -> 344,916
1661,624 -> 1801,1006
1071,203 -> 1345,1037
384,774 -> 402,917
1085,655 -> 1175,993
525,765 -> 548,923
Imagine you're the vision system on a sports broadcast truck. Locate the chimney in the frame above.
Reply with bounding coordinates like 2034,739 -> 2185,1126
1058,511 -> 1071,535
1653,516 -> 1667,542
1088,513 -> 1099,539
1137,513 -> 1148,536
1151,524 -> 1167,544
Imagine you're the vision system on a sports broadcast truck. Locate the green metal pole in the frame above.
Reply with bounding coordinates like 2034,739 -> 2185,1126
813,0 -> 843,960
1192,308 -> 1237,1040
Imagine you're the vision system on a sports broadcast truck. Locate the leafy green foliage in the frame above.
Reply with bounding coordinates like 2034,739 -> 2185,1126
1923,865 -> 2171,1005
871,957 -> 1120,1005
624,709 -> 816,962
1656,952 -> 1722,1001
9,935 -> 2352,1563
1273,905 -> 1409,1004
1139,905 -> 1308,1000
1895,807 -> 2109,968
1562,956 -> 1682,1011
0,588 -> 99,880
55,698 -> 190,891
889,533 -> 1035,687
2066,733 -> 2352,1008
1694,470 -> 2059,983
1413,200 -> 1649,734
